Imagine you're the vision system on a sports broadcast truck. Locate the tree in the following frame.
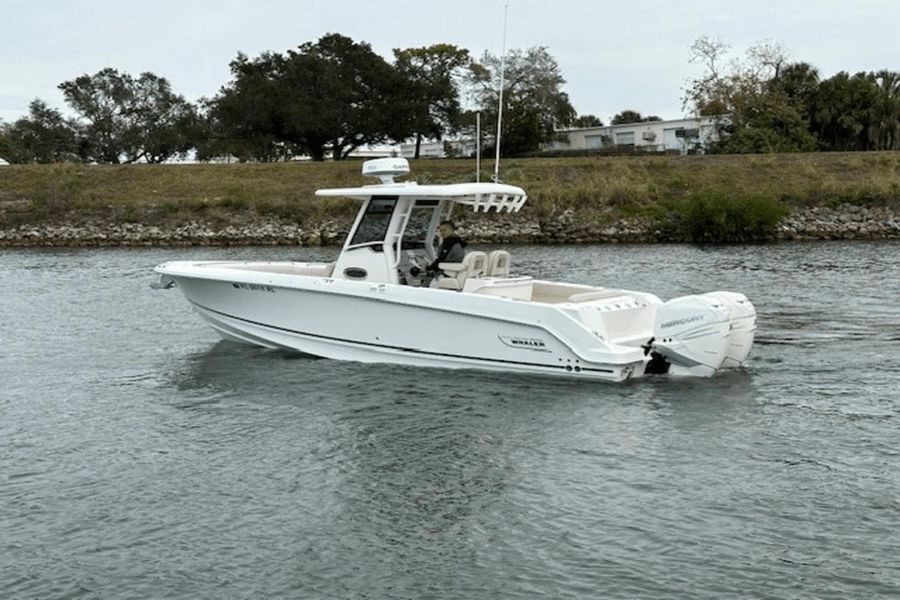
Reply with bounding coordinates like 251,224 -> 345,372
611,110 -> 661,124
393,44 -> 470,158
811,71 -> 879,151
770,62 -> 820,127
59,68 -> 132,163
59,68 -> 197,163
683,35 -> 731,117
468,46 -> 575,156
572,114 -> 603,128
198,53 -> 289,162
282,34 -> 412,160
0,99 -> 78,163
0,121 -> 8,160
684,36 -> 816,153
870,70 -> 900,150
208,34 -> 413,161
127,73 -> 198,163
716,94 -> 816,153
745,39 -> 789,79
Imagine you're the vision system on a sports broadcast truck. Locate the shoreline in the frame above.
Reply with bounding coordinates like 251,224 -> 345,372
3,154 -> 900,247
2,204 -> 898,247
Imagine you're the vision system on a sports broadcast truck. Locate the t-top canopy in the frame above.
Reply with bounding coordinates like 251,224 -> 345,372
315,182 -> 528,213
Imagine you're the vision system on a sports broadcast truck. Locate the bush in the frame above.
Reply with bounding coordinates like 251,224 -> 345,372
661,191 -> 790,243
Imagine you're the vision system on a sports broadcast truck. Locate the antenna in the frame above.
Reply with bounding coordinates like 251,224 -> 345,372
476,111 -> 481,182
493,1 -> 509,183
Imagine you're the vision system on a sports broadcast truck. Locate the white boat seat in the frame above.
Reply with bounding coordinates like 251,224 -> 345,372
437,251 -> 487,291
486,250 -> 511,277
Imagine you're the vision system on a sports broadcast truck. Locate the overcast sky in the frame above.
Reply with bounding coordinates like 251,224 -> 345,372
2,0 -> 899,124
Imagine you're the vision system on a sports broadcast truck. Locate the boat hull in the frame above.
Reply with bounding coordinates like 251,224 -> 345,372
157,264 -> 648,382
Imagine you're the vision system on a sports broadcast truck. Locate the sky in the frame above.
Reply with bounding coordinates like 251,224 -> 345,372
2,0 -> 900,125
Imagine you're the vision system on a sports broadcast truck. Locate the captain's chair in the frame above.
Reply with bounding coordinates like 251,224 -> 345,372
437,251 -> 487,291
486,250 -> 511,278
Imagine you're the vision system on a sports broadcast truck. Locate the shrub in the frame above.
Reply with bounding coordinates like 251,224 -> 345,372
662,190 -> 790,243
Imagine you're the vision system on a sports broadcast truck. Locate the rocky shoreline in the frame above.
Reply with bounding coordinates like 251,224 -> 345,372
1,204 -> 898,247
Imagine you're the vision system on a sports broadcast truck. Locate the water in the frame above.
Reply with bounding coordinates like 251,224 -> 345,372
2,242 -> 899,599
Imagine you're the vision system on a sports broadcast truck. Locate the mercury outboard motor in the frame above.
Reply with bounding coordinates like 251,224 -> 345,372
702,291 -> 756,367
650,292 -> 756,377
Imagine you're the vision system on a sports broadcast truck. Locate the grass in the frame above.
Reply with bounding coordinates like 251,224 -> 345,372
1,152 -> 899,240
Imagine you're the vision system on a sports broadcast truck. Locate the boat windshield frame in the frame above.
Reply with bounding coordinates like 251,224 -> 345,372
346,195 -> 398,250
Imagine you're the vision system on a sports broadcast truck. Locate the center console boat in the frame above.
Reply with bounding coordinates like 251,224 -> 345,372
154,158 -> 756,381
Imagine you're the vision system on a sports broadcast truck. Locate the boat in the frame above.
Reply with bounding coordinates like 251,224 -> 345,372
153,157 -> 756,381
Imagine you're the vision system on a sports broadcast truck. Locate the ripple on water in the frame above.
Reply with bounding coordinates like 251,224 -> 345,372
1,242 -> 900,599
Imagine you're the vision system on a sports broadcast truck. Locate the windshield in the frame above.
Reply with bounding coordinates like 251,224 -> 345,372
402,200 -> 441,249
349,196 -> 397,247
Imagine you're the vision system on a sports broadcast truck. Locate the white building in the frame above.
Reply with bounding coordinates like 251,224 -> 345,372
399,138 -> 478,159
330,136 -> 480,161
549,116 -> 720,155
345,144 -> 402,159
348,139 -> 476,160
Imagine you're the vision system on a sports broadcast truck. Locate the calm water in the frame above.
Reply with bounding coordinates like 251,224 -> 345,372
2,242 -> 899,599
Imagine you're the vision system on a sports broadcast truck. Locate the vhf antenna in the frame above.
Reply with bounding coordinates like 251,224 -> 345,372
476,111 -> 481,182
492,2 -> 509,183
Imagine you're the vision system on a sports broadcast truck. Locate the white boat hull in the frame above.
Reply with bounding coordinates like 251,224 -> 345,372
157,262 -> 654,382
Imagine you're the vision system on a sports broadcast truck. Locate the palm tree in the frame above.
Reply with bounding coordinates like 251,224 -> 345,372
870,70 -> 900,150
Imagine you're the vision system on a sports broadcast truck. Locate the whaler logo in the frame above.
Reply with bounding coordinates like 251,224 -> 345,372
499,335 -> 550,352
231,282 -> 275,293
660,315 -> 704,329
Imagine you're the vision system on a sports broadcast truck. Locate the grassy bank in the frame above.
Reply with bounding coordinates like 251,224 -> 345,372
2,152 -> 899,241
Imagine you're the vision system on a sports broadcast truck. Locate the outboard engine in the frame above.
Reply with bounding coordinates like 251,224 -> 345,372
651,292 -> 757,377
702,291 -> 756,368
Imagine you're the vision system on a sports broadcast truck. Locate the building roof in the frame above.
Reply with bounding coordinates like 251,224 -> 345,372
555,115 -> 717,134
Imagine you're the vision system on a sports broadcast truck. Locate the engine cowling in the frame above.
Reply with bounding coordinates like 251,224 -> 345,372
702,291 -> 756,368
652,294 -> 731,377
651,292 -> 756,377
